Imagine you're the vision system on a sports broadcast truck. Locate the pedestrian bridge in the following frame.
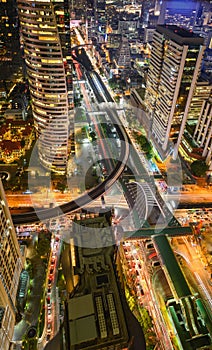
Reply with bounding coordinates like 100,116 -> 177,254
124,180 -> 182,230
124,225 -> 192,239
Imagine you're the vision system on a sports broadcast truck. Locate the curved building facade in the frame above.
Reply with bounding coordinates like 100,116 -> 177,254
17,0 -> 73,174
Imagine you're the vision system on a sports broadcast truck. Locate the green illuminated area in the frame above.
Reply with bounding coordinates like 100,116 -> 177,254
124,285 -> 157,350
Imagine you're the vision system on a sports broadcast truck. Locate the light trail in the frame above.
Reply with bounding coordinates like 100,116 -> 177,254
194,272 -> 212,311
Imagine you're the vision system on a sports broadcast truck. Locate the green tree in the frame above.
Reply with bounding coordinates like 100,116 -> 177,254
114,96 -> 120,103
135,134 -> 153,158
36,239 -> 50,256
56,182 -> 66,192
190,160 -> 209,177
21,139 -> 26,148
108,78 -> 118,90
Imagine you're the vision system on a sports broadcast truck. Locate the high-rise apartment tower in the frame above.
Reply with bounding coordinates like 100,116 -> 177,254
193,97 -> 212,171
17,0 -> 73,174
145,25 -> 205,158
95,0 -> 106,42
0,180 -> 24,350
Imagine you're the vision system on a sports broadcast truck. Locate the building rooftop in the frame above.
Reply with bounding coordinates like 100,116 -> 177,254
65,213 -> 130,349
69,299 -> 97,346
68,294 -> 94,320
157,25 -> 205,45
70,316 -> 97,345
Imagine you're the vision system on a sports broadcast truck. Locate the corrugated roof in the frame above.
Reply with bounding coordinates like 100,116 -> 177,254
68,294 -> 94,320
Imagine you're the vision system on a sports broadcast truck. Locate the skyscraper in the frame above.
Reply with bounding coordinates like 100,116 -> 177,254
144,25 -> 205,158
140,0 -> 156,28
17,0 -> 73,174
94,0 -> 106,42
186,77 -> 212,124
193,97 -> 212,171
0,0 -> 19,67
0,180 -> 24,350
0,0 -> 23,89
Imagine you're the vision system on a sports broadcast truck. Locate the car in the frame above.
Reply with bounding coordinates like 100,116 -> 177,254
137,285 -> 144,295
47,323 -> 52,334
48,309 -> 51,316
54,242 -> 59,248
145,243 -> 154,250
151,260 -> 160,267
23,189 -> 33,194
148,251 -> 157,260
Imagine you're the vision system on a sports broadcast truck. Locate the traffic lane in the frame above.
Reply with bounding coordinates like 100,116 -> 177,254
42,331 -> 61,350
118,285 -> 146,350
164,192 -> 212,203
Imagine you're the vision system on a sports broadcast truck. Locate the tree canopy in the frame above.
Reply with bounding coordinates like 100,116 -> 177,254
190,160 -> 209,177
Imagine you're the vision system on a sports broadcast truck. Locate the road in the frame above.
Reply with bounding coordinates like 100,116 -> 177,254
163,191 -> 212,204
6,186 -> 212,212
171,237 -> 212,312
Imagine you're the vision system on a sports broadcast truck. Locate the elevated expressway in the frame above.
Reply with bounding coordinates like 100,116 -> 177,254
11,104 -> 129,224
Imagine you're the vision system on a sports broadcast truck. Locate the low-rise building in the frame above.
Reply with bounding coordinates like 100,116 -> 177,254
0,119 -> 34,163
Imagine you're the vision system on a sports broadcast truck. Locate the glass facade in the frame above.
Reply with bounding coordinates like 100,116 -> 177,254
17,0 -> 73,174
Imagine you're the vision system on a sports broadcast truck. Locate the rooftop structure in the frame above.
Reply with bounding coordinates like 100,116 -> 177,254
64,213 -> 135,349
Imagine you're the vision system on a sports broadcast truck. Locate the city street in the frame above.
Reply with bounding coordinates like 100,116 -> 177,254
6,185 -> 212,209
